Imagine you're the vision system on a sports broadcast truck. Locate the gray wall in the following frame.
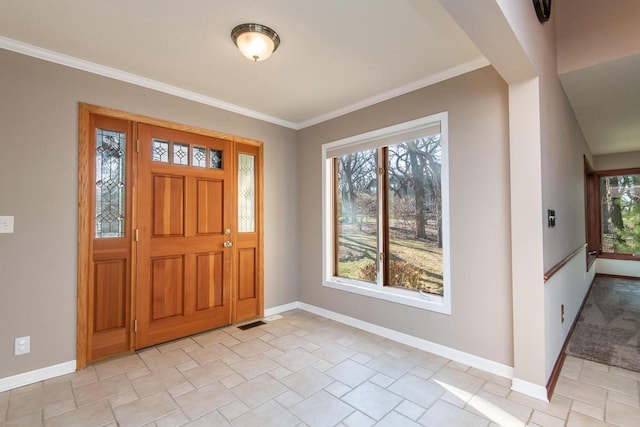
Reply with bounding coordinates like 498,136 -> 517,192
0,49 -> 299,378
297,66 -> 514,366
539,65 -> 592,271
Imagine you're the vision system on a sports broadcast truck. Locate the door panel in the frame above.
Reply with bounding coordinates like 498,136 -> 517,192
197,179 -> 224,234
152,175 -> 185,236
93,259 -> 127,331
238,248 -> 257,300
136,124 -> 233,348
196,252 -> 224,310
150,256 -> 185,320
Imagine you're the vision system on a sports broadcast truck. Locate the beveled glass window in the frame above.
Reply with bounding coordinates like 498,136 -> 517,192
173,142 -> 189,165
192,146 -> 206,168
152,139 -> 169,163
95,128 -> 126,238
238,153 -> 255,232
210,149 -> 223,169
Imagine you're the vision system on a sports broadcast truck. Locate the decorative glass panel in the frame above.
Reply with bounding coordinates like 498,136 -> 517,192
210,149 -> 223,169
95,128 -> 126,238
387,135 -> 443,296
335,149 -> 378,282
192,146 -> 206,167
238,153 -> 255,232
173,142 -> 189,165
152,139 -> 169,163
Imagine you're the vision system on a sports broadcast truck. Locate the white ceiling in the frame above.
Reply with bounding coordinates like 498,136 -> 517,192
1,1 -> 637,156
559,53 -> 640,156
0,0 -> 485,129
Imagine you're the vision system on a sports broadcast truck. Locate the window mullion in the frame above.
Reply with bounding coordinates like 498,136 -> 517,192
377,147 -> 387,288
332,157 -> 339,277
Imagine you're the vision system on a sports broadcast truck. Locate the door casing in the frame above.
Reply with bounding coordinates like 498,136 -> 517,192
77,103 -> 264,368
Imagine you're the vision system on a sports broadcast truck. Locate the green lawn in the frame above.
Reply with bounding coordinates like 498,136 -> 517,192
337,223 -> 443,295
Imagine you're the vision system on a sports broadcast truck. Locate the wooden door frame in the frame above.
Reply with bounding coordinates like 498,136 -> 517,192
77,103 -> 264,369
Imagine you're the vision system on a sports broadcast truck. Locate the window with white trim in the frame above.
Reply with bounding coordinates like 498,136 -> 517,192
322,112 -> 451,314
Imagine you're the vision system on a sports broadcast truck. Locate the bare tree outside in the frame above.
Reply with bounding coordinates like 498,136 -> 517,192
600,174 -> 640,255
335,135 -> 443,295
336,149 -> 378,282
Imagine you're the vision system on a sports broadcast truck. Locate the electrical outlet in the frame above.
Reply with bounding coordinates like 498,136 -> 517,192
15,336 -> 30,355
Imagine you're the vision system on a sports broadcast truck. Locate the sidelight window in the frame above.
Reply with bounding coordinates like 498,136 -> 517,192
238,153 -> 256,233
95,128 -> 126,238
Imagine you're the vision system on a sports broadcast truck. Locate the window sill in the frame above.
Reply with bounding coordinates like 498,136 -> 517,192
323,277 -> 451,315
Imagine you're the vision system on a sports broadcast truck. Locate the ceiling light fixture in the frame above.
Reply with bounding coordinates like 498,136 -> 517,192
231,23 -> 280,62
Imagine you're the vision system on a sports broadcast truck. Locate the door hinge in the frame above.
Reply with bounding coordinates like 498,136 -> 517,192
135,229 -> 139,242
136,139 -> 140,153
379,252 -> 385,262
134,319 -> 138,333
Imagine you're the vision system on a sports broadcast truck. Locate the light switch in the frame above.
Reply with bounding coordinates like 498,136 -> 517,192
547,210 -> 556,227
0,216 -> 14,233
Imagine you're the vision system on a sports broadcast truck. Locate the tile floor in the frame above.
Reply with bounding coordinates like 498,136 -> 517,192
1,310 -> 639,426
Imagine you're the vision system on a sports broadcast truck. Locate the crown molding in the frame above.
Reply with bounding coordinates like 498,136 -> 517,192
0,36 -> 298,129
1,36 -> 489,131
296,57 -> 491,129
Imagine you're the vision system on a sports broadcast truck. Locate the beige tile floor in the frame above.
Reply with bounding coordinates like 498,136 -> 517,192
1,310 -> 639,426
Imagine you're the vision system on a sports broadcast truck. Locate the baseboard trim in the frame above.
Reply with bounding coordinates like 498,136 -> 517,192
512,378 -> 549,402
545,352 -> 566,400
1,302 -> 525,396
546,272 -> 597,400
0,360 -> 76,393
264,302 -> 300,317
288,301 -> 514,380
595,272 -> 640,280
267,301 -> 515,380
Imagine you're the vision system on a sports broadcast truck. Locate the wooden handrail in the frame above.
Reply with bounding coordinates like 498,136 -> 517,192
544,243 -> 587,283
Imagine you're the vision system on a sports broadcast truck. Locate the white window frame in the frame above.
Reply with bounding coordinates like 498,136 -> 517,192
321,112 -> 451,314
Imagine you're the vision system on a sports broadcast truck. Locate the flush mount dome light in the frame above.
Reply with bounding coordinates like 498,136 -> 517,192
231,23 -> 280,62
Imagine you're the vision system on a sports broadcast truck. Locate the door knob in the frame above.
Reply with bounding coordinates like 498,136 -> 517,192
223,241 -> 233,248
224,228 -> 231,235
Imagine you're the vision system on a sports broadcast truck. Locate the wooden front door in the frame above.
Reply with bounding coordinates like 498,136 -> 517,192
135,124 -> 233,348
78,105 -> 264,367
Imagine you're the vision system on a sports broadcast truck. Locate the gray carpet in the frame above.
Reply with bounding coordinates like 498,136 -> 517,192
566,276 -> 640,372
